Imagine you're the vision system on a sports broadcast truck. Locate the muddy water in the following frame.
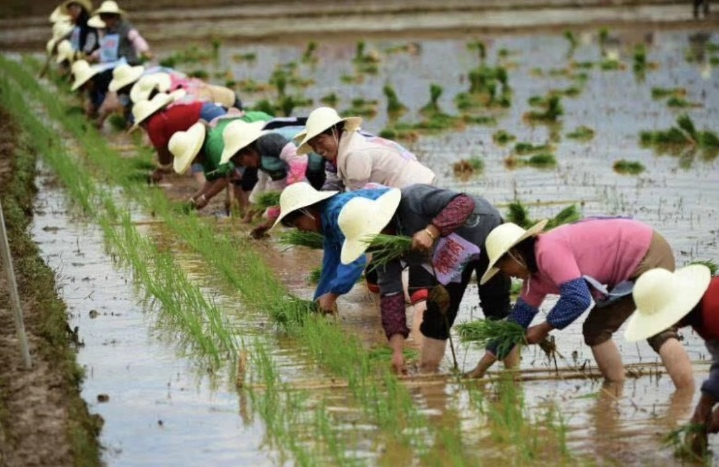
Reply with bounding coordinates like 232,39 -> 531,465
29,23 -> 719,464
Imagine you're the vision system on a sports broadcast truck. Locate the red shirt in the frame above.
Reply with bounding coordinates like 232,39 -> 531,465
694,276 -> 719,341
146,101 -> 204,150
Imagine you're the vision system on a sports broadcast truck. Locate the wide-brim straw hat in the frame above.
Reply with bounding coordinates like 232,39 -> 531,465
87,15 -> 106,28
295,107 -> 362,155
270,183 -> 338,230
624,265 -> 711,342
50,19 -> 74,45
479,220 -> 548,285
339,189 -> 402,265
108,64 -> 145,92
93,0 -> 126,16
219,120 -> 269,165
169,122 -> 206,175
130,73 -> 172,103
56,39 -> 75,64
49,6 -> 71,23
130,92 -> 174,130
61,0 -> 94,14
71,61 -> 101,91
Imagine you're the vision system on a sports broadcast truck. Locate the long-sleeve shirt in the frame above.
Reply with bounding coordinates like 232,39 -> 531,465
314,189 -> 392,300
326,130 -> 436,191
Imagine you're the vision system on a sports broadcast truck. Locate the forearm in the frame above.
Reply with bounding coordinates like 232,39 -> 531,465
431,194 -> 475,236
380,293 -> 409,341
203,178 -> 230,201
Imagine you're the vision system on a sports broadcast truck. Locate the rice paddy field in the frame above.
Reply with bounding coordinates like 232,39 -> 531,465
2,17 -> 719,466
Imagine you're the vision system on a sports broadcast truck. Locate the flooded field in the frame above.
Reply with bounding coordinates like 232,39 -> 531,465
8,20 -> 719,466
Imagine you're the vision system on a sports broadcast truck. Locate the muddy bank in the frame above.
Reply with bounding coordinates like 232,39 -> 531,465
0,106 -> 101,466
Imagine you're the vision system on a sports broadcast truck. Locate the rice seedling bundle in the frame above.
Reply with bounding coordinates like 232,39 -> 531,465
255,191 -> 281,210
277,230 -> 324,249
363,234 -> 413,268
456,319 -> 526,356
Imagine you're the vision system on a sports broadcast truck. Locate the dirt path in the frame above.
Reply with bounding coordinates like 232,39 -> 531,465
0,107 -> 101,466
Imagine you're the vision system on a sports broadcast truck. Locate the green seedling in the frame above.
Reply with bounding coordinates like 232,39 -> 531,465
453,157 -> 484,176
493,130 -> 516,145
613,160 -> 645,175
505,200 -> 581,230
255,191 -> 281,210
651,87 -> 687,99
524,94 -> 563,122
689,259 -> 718,275
278,230 -> 325,249
566,126 -> 595,141
383,84 -> 407,116
514,142 -> 551,154
364,234 -> 413,269
320,92 -> 339,107
456,319 -> 525,357
302,41 -> 318,63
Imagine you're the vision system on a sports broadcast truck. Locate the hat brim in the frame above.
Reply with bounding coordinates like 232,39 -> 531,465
172,123 -> 206,175
71,68 -> 100,91
130,95 -> 172,130
296,116 -> 362,155
270,189 -> 338,231
109,66 -> 144,92
87,15 -> 106,28
624,265 -> 711,342
479,219 -> 548,285
219,123 -> 269,166
339,189 -> 402,265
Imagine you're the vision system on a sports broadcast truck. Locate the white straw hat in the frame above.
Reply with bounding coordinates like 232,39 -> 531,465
55,40 -> 75,64
295,107 -> 362,155
169,123 -> 207,175
49,6 -> 71,23
338,189 -> 402,265
48,19 -> 74,52
130,92 -> 174,130
87,15 -> 106,28
480,220 -> 548,285
270,183 -> 338,230
61,0 -> 94,14
108,64 -> 145,92
219,120 -> 269,165
130,73 -> 172,103
624,265 -> 711,342
93,0 -> 126,16
71,60 -> 101,91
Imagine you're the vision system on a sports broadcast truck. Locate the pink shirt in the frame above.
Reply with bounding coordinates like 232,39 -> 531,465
522,218 -> 653,307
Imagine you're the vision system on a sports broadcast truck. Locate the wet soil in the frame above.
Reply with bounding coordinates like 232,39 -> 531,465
0,107 -> 100,466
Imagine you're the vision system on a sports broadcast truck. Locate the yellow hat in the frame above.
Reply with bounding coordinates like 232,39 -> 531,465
338,189 -> 402,264
71,60 -> 101,91
130,73 -> 172,103
219,120 -> 269,165
108,64 -> 145,92
271,183 -> 338,230
169,123 -> 207,175
93,0 -> 126,16
130,92 -> 174,130
624,265 -> 711,342
480,220 -> 548,285
295,107 -> 362,155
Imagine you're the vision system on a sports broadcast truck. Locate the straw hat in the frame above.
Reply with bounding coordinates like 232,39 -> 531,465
71,60 -> 101,91
61,0 -> 94,14
130,73 -> 172,103
338,189 -> 402,265
130,92 -> 174,130
88,15 -> 106,28
624,265 -> 711,342
295,107 -> 362,155
479,220 -> 548,285
270,183 -> 338,230
93,0 -> 126,16
108,64 -> 145,92
55,40 -> 75,64
169,123 -> 206,174
219,120 -> 269,165
48,19 -> 74,53
49,6 -> 71,23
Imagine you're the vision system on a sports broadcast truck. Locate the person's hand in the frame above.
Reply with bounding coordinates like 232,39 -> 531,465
250,224 -> 270,239
708,406 -> 719,433
526,322 -> 552,345
149,168 -> 165,184
411,225 -> 438,252
391,350 -> 406,375
316,294 -> 338,315
194,194 -> 209,210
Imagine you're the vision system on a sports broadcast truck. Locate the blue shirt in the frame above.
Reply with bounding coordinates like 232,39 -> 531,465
314,188 -> 391,299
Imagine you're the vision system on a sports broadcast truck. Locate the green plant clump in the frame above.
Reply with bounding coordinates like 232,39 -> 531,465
278,230 -> 325,249
364,234 -> 413,269
515,142 -> 551,154
506,201 -> 581,230
566,126 -> 595,141
613,159 -> 645,175
524,95 -> 563,122
456,319 -> 526,356
383,84 -> 407,116
493,130 -> 516,145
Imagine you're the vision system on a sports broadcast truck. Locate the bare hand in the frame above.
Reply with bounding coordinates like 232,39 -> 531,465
526,322 -> 552,345
411,228 -> 435,252
316,294 -> 338,314
149,169 -> 165,184
250,224 -> 270,239
194,195 -> 209,210
391,350 -> 406,374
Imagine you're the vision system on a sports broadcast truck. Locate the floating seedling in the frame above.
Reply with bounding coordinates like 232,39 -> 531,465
340,73 -> 364,84
651,87 -> 687,99
353,40 -> 380,74
456,319 -> 526,356
343,98 -> 379,118
571,60 -> 594,70
640,114 -> 719,156
664,423 -> 708,462
613,159 -> 645,175
666,97 -> 700,108
235,79 -> 272,94
467,40 -> 487,63
689,259 -> 718,275
455,64 -> 512,110
493,130 -> 516,145
523,94 -> 563,122
599,58 -> 624,71
301,41 -> 318,64
564,30 -> 578,56
453,157 -> 484,176
506,200 -> 581,230
505,153 -> 557,169
189,69 -> 209,80
514,142 -> 552,154
159,44 -> 218,67
278,230 -> 324,249
231,52 -> 257,63
420,83 -> 445,115
383,84 -> 406,117
320,93 -> 339,107
383,43 -> 420,55
566,126 -> 595,141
